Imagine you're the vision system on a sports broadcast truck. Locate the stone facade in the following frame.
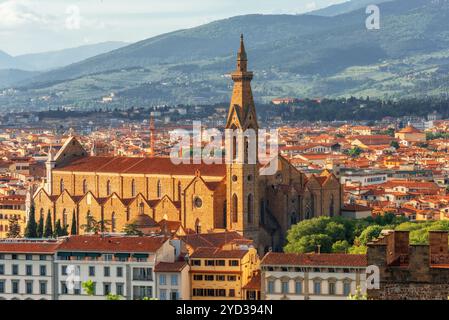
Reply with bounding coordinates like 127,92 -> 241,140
367,230 -> 449,300
33,36 -> 343,253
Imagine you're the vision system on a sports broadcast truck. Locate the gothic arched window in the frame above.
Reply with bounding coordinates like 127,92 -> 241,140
139,202 -> 144,215
232,135 -> 237,161
232,194 -> 238,223
223,200 -> 227,229
82,179 -> 88,194
195,219 -> 201,234
329,195 -> 335,217
177,181 -> 182,201
106,180 -> 111,196
59,179 -> 64,193
111,212 -> 116,232
62,209 -> 67,228
247,194 -> 254,224
131,180 -> 136,197
157,180 -> 162,198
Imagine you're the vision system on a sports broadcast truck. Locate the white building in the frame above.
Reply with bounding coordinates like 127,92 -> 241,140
154,261 -> 189,300
0,235 -> 182,300
261,252 -> 367,300
55,235 -> 175,300
340,170 -> 388,187
0,239 -> 59,300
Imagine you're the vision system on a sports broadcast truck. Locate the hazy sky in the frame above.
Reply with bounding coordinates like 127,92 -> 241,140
0,0 -> 346,55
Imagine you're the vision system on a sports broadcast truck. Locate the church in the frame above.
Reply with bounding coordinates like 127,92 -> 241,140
33,36 -> 342,252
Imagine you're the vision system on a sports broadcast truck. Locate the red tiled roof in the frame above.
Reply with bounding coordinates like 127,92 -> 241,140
190,247 -> 248,259
261,252 -> 367,267
0,241 -> 60,253
181,231 -> 246,250
243,271 -> 261,290
155,261 -> 188,273
57,235 -> 167,253
342,204 -> 372,211
56,156 -> 226,177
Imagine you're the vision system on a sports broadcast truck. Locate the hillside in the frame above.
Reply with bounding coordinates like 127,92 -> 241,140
2,0 -> 449,109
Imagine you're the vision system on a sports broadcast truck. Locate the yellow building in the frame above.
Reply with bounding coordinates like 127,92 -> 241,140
33,36 -> 342,253
0,195 -> 27,238
189,243 -> 260,300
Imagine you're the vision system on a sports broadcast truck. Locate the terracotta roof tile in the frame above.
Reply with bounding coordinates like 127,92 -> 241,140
57,235 -> 168,253
56,156 -> 226,177
261,252 -> 367,267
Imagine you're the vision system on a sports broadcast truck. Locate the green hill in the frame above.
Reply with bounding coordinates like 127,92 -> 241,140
4,0 -> 449,109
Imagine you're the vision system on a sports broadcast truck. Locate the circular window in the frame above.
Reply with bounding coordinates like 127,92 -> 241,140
194,197 -> 203,208
232,175 -> 238,182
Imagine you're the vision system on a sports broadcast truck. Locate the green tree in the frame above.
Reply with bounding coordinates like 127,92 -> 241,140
106,293 -> 123,300
347,147 -> 362,158
82,280 -> 95,296
348,245 -> 367,254
348,286 -> 368,300
80,215 -> 109,234
7,216 -> 21,238
123,223 -> 143,236
37,213 -> 44,238
332,240 -> 350,253
44,211 -> 53,238
284,234 -> 333,253
54,219 -> 63,237
390,141 -> 400,149
357,225 -> 384,246
70,211 -> 77,235
24,205 -> 37,238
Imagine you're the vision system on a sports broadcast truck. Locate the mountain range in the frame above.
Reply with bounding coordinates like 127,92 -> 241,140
1,0 -> 449,109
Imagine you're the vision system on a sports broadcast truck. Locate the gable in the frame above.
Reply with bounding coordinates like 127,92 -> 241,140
54,136 -> 87,168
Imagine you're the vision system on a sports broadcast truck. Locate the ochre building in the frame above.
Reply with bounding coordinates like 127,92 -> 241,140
33,36 -> 343,252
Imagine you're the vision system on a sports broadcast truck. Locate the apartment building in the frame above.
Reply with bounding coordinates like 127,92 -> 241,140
0,239 -> 59,300
260,252 -> 367,300
154,261 -> 189,300
0,235 -> 178,300
189,243 -> 260,300
55,235 -> 175,300
0,195 -> 27,238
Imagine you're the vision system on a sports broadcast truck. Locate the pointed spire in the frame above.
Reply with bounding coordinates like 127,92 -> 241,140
237,34 -> 248,72
238,34 -> 247,60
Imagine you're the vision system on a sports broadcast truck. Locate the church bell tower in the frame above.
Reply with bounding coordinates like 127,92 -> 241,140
225,35 -> 260,242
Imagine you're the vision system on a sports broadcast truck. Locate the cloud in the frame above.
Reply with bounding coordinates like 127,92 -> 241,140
0,0 -> 49,28
65,5 -> 81,30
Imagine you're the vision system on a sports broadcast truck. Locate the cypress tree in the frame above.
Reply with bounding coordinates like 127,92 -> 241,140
70,211 -> 77,235
7,216 -> 21,238
54,219 -> 62,238
24,205 -> 38,238
44,211 -> 53,238
37,213 -> 44,238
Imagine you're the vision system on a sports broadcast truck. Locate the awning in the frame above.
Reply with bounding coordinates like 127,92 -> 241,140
114,253 -> 130,258
71,252 -> 86,258
132,253 -> 149,259
57,252 -> 72,257
85,253 -> 101,257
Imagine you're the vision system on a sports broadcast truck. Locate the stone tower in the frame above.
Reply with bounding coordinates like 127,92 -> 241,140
225,35 -> 260,243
